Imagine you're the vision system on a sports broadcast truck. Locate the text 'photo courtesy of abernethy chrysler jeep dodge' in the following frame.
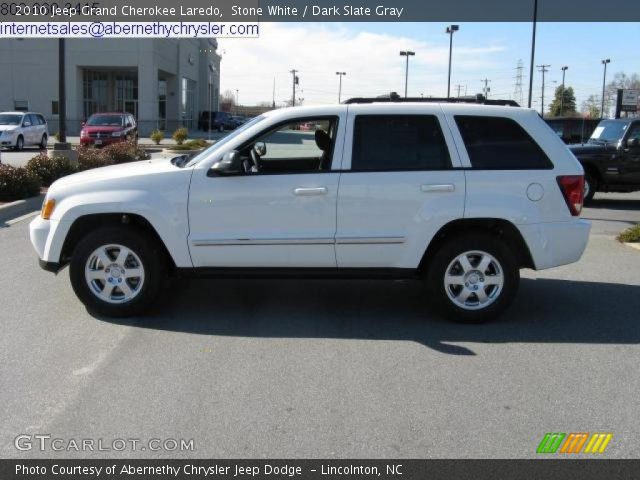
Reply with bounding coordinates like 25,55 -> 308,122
29,99 -> 590,324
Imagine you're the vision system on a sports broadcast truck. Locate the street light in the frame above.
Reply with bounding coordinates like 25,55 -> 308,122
445,25 -> 459,98
560,66 -> 568,116
235,89 -> 239,115
601,59 -> 611,119
399,50 -> 415,98
336,72 -> 346,103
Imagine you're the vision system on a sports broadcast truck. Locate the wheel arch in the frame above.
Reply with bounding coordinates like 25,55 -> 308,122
418,218 -> 535,272
59,213 -> 177,271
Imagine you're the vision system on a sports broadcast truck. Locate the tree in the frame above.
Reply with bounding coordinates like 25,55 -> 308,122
219,89 -> 236,112
581,95 -> 601,119
549,85 -> 577,117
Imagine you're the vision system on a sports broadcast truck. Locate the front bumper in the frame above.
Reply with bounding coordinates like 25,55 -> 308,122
39,258 -> 61,273
80,136 -> 126,147
518,219 -> 591,270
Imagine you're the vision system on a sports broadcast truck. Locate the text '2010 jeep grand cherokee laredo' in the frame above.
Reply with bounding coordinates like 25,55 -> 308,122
30,101 -> 590,323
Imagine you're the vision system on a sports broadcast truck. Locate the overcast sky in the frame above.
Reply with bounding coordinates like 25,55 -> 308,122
218,22 -> 640,112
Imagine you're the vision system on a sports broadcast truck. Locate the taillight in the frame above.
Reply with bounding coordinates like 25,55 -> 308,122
557,175 -> 584,216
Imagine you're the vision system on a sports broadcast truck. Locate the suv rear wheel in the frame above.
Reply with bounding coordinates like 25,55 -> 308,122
584,172 -> 596,204
426,232 -> 519,323
69,226 -> 165,317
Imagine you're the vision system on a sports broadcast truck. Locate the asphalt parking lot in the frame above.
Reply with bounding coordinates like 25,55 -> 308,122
1,193 -> 639,459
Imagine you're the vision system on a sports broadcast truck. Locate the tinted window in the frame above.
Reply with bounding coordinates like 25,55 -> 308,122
352,115 -> 451,171
455,115 -> 553,169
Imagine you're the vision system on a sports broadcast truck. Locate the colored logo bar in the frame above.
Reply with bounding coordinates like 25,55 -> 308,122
537,433 -> 612,454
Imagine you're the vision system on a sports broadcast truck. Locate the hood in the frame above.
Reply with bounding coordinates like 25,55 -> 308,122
568,143 -> 610,156
82,125 -> 123,132
0,125 -> 19,132
48,158 -> 186,196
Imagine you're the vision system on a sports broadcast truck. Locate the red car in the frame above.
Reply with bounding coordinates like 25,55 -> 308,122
80,112 -> 138,147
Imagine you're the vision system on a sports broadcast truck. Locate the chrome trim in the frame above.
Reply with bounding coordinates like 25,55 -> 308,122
192,236 -> 406,246
192,238 -> 335,246
335,236 -> 405,245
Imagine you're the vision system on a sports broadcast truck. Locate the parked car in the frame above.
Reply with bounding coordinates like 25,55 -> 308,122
0,112 -> 48,151
545,117 -> 600,145
229,115 -> 247,129
30,101 -> 589,323
80,113 -> 138,147
569,118 -> 640,202
198,111 -> 235,132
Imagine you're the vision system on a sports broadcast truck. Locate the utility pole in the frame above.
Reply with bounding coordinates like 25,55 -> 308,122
290,69 -> 298,107
560,66 -> 568,116
455,84 -> 463,98
58,39 -> 66,144
601,59 -> 611,118
528,0 -> 538,108
481,78 -> 491,99
399,51 -> 415,98
537,64 -> 550,117
336,71 -> 346,103
235,89 -> 239,115
272,77 -> 276,109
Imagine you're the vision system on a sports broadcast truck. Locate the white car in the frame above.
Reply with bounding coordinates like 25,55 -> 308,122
29,100 -> 590,323
0,112 -> 49,151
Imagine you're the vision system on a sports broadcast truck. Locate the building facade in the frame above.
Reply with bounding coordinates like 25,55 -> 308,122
0,38 -> 221,135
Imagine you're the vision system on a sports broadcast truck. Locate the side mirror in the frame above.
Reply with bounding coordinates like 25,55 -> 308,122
23,121 -> 31,127
81,121 -> 86,127
210,150 -> 242,176
627,138 -> 639,148
253,141 -> 267,156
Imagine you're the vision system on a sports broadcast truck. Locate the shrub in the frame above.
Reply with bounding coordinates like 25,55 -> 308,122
102,141 -> 150,164
617,224 -> 640,243
54,132 -> 61,142
0,164 -> 41,202
77,147 -> 115,171
172,127 -> 188,145
150,129 -> 164,145
25,153 -> 76,187
184,139 -> 211,149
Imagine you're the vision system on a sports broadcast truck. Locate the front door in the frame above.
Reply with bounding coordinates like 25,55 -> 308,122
622,122 -> 640,184
188,115 -> 345,268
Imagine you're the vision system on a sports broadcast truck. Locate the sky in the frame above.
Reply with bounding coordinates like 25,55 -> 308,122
218,22 -> 640,112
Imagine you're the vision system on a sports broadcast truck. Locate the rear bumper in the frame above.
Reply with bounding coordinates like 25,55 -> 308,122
518,219 -> 591,270
39,258 -> 61,273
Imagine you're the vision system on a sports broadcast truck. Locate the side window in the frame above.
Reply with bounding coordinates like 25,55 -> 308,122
627,123 -> 640,142
455,115 -> 553,169
37,115 -> 46,125
351,115 -> 451,171
241,117 -> 338,174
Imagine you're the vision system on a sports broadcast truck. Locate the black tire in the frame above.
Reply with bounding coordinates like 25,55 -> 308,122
425,232 -> 520,324
69,226 -> 165,317
583,172 -> 596,204
40,134 -> 48,150
218,124 -> 224,132
15,135 -> 24,151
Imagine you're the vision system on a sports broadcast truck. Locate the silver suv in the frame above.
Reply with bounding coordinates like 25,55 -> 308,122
0,112 -> 49,151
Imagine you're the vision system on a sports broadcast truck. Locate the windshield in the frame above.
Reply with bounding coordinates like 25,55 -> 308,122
87,115 -> 124,127
0,114 -> 22,126
185,114 -> 267,167
588,120 -> 629,144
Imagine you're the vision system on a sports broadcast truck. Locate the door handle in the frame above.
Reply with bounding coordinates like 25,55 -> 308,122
293,187 -> 328,196
421,184 -> 455,193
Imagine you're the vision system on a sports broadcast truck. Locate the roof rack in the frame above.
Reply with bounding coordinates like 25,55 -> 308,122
344,92 -> 520,107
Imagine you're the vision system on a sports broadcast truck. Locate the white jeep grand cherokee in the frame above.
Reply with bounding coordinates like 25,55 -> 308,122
30,100 -> 590,323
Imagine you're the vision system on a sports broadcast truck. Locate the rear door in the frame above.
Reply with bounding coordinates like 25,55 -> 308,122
335,105 -> 466,269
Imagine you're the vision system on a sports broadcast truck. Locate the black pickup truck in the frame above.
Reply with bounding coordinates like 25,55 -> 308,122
569,118 -> 640,203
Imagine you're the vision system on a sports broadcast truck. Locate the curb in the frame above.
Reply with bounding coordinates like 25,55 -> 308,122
623,242 -> 640,251
0,193 -> 45,225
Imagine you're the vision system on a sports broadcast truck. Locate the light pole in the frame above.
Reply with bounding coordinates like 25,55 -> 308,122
336,72 -> 346,103
235,89 -> 239,115
445,25 -> 459,98
601,59 -> 610,119
527,0 -> 538,108
399,51 -> 415,98
560,66 -> 568,116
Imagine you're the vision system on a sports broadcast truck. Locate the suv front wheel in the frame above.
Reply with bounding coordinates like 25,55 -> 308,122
69,226 -> 165,317
426,232 -> 519,323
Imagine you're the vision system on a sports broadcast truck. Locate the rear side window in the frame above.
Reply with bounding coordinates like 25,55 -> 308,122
455,115 -> 553,169
352,115 -> 451,171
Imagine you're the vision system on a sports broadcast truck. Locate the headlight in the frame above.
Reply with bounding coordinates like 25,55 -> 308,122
111,130 -> 125,137
41,198 -> 56,220
80,130 -> 87,138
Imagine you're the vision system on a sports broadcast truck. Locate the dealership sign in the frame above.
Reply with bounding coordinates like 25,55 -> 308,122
621,89 -> 639,112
